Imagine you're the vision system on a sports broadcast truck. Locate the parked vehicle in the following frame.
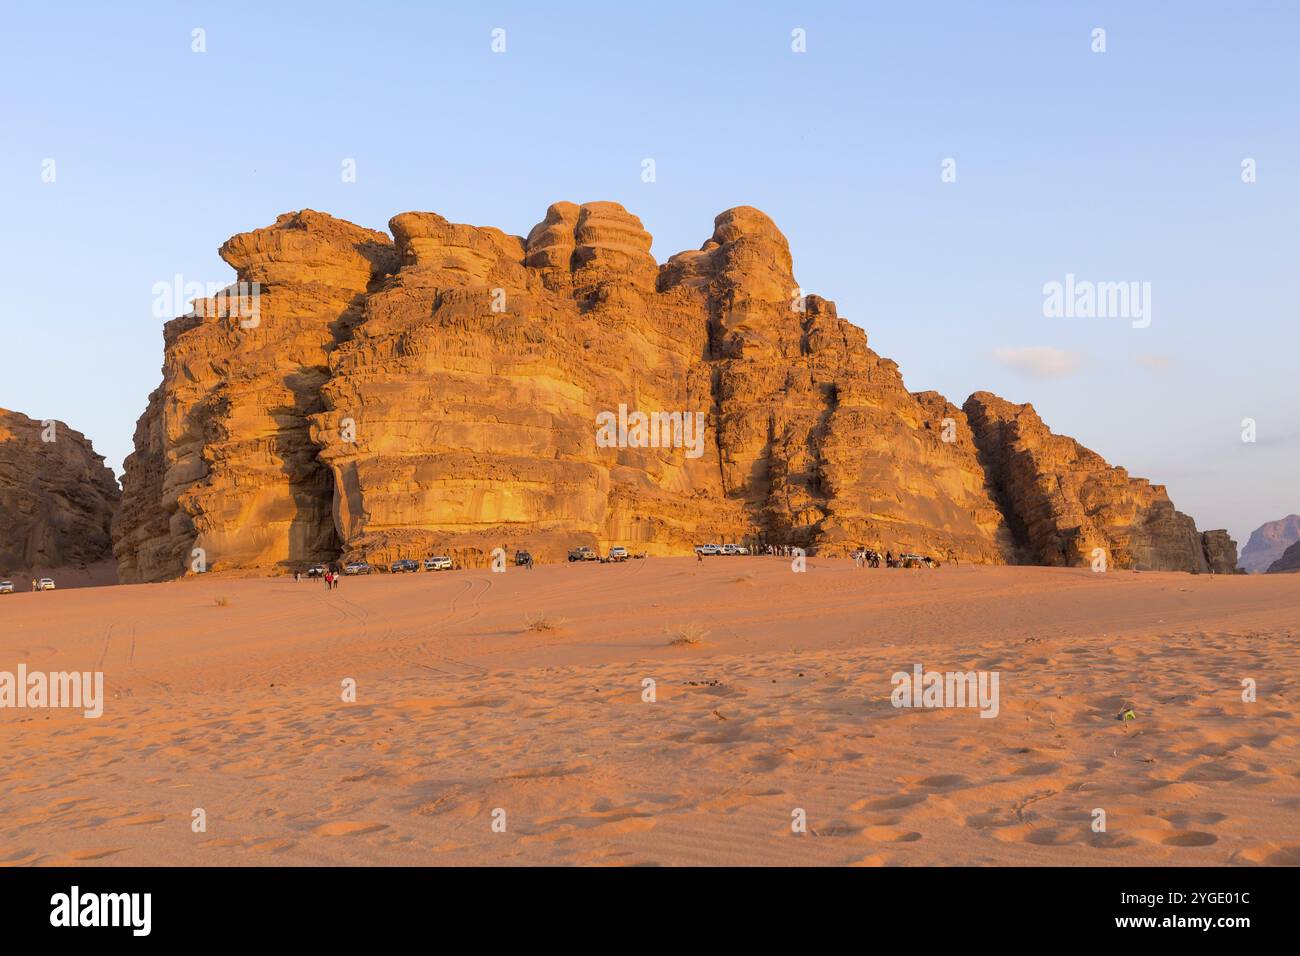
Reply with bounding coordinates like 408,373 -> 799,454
39,578 -> 56,591
423,556 -> 452,571
694,544 -> 721,556
514,551 -> 532,567
390,559 -> 421,573
0,581 -> 13,594
306,565 -> 328,578
344,563 -> 373,575
568,546 -> 599,562
607,546 -> 629,562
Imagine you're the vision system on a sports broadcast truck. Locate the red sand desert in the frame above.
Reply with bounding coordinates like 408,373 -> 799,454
1,558 -> 1297,866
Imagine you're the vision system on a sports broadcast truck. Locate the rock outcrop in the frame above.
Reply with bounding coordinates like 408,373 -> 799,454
113,203 -> 1230,580
962,392 -> 1228,572
1265,540 -> 1300,573
1200,530 -> 1239,575
1238,515 -> 1300,573
0,409 -> 121,575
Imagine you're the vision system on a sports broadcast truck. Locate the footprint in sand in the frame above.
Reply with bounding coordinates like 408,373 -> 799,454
862,825 -> 922,843
1160,830 -> 1218,847
1232,844 -> 1300,866
0,848 -> 42,866
106,813 -> 166,828
313,821 -> 389,837
67,847 -> 130,860
250,838 -> 298,854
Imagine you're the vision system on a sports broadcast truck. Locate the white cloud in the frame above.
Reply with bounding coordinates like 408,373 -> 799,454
992,346 -> 1083,380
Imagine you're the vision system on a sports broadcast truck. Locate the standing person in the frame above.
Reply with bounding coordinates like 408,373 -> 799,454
31,578 -> 38,592
946,547 -> 958,567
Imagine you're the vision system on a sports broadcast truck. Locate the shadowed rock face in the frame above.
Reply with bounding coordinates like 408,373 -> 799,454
962,392 -> 1227,572
1239,515 -> 1300,573
1201,530 -> 1239,575
113,203 -> 1230,580
1266,540 -> 1300,573
0,409 -> 121,575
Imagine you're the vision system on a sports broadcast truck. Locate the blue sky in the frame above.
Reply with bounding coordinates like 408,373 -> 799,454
2,0 -> 1296,547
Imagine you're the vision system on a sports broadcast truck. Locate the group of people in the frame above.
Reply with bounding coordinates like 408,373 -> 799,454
852,547 -> 959,569
292,568 -> 341,588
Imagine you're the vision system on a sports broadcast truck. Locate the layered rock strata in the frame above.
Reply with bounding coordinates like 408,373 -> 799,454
113,204 -> 1231,579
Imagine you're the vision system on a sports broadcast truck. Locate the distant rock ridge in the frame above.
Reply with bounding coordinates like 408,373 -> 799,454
0,408 -> 121,575
1239,515 -> 1300,574
112,203 -> 1233,580
1266,540 -> 1300,574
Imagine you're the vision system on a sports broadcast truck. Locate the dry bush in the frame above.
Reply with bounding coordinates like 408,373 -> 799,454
214,596 -> 230,607
664,622 -> 710,646
524,611 -> 566,632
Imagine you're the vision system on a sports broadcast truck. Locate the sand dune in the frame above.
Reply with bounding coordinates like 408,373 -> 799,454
1,558 -> 1297,866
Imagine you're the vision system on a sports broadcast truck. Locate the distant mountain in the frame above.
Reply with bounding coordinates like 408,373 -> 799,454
1239,515 -> 1300,573
1266,540 -> 1300,574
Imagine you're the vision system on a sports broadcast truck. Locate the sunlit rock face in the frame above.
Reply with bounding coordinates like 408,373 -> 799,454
963,391 -> 1227,572
114,204 -> 1228,579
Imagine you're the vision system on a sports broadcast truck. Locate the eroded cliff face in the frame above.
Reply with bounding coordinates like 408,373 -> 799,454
1200,530 -> 1239,575
0,409 -> 120,574
114,203 -> 1228,580
963,392 -> 1227,572
113,211 -> 397,582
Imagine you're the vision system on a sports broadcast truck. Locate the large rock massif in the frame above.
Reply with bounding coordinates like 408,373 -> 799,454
0,409 -> 121,575
1238,515 -> 1300,574
113,203 -> 1233,581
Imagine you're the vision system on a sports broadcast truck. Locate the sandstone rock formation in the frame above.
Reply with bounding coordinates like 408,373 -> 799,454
0,408 -> 120,575
113,203 -> 1231,580
962,392 -> 1231,572
1238,515 -> 1300,573
1199,530 -> 1239,575
1265,540 -> 1300,573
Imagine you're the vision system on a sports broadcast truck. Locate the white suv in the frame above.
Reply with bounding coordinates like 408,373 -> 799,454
694,544 -> 720,556
0,581 -> 13,594
39,578 -> 56,591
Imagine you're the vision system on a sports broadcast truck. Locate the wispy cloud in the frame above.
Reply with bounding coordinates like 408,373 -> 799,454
992,346 -> 1083,380
1135,353 -> 1175,372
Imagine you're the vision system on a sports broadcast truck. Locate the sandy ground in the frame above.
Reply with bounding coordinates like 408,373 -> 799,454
1,557 -> 1297,867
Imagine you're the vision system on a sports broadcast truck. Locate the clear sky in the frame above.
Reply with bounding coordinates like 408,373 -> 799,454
2,1 -> 1296,547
